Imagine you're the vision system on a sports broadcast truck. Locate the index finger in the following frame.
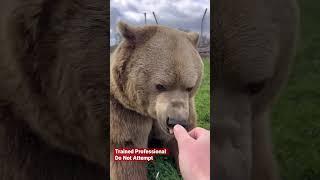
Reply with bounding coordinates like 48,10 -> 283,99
173,124 -> 194,148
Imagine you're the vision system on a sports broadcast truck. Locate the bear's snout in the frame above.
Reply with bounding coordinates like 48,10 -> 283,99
166,117 -> 190,131
154,91 -> 192,134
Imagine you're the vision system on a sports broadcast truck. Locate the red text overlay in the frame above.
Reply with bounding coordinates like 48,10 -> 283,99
113,148 -> 169,162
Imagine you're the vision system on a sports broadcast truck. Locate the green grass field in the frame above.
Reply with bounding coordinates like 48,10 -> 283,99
271,1 -> 320,179
147,58 -> 210,179
195,58 -> 211,130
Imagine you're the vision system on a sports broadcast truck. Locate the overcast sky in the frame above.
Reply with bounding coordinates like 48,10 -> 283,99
110,0 -> 210,45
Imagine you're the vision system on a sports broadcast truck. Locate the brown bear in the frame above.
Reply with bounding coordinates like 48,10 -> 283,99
212,0 -> 299,179
110,22 -> 204,179
0,0 -> 108,179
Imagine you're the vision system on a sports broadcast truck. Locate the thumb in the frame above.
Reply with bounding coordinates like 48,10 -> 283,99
173,124 -> 193,148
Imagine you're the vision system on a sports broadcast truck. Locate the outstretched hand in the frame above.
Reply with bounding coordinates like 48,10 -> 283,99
173,124 -> 210,180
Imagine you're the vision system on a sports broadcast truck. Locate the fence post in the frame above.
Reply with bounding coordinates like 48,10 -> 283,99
153,11 -> 158,24
199,8 -> 208,48
144,12 -> 146,24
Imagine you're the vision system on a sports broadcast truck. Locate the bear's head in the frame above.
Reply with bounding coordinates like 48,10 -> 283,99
3,2 -> 108,167
111,21 -> 203,135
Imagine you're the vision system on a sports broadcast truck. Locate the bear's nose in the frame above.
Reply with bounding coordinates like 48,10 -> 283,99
166,117 -> 189,130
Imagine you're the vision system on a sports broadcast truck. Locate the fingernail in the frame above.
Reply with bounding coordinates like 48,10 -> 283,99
174,124 -> 182,131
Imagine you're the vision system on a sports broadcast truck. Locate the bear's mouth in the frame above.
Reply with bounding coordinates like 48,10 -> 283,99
166,118 -> 190,135
167,127 -> 174,135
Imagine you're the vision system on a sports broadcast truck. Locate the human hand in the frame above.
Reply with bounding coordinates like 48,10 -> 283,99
173,124 -> 210,180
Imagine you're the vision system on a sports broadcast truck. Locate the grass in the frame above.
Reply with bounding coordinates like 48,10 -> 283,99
147,58 -> 210,179
271,1 -> 320,179
195,58 -> 211,130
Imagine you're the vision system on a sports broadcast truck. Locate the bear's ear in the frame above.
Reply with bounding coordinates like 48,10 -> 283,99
117,21 -> 157,44
186,32 -> 199,47
117,21 -> 137,40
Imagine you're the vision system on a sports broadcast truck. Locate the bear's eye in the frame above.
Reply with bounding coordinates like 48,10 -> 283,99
186,87 -> 193,92
156,84 -> 167,92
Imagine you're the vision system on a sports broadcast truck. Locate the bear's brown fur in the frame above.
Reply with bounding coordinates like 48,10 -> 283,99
212,0 -> 299,179
110,22 -> 203,179
0,0 -> 108,179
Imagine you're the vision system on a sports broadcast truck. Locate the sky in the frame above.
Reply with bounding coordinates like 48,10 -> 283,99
110,0 -> 210,45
